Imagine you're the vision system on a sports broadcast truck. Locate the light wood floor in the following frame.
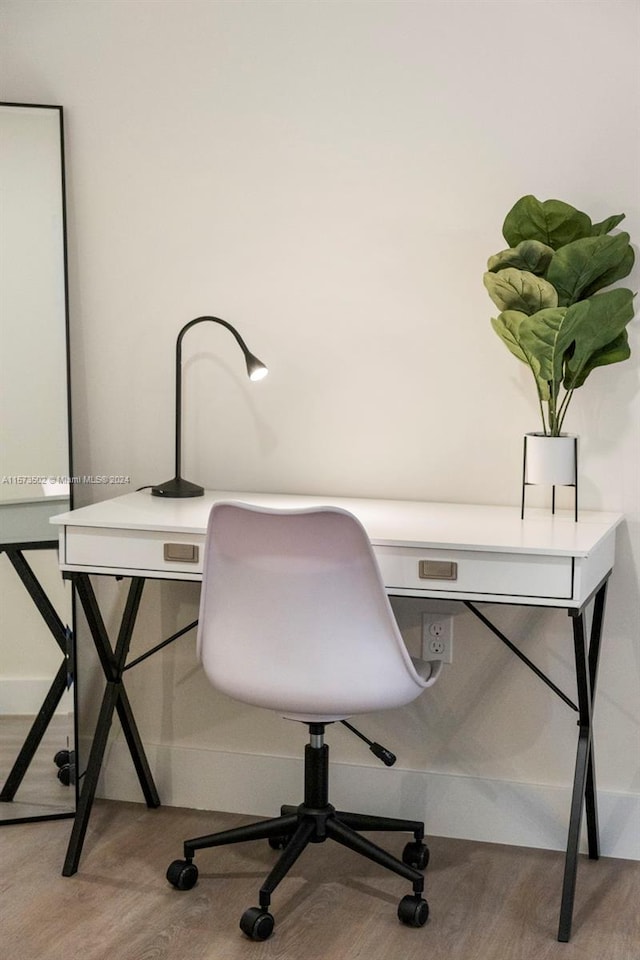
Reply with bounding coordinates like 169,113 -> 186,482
1,799 -> 638,960
0,715 -> 75,821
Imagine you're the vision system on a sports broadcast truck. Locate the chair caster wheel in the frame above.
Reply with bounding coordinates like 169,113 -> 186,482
54,749 -> 71,769
268,834 -> 291,850
57,763 -> 74,786
166,859 -> 198,890
239,906 -> 275,941
398,894 -> 429,927
402,840 -> 430,870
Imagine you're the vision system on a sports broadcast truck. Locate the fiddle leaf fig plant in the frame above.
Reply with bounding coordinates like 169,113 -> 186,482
484,195 -> 636,436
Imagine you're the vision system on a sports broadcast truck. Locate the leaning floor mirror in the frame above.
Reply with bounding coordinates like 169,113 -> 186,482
0,102 -> 76,823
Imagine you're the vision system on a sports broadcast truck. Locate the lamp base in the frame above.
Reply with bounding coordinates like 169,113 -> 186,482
151,476 -> 204,498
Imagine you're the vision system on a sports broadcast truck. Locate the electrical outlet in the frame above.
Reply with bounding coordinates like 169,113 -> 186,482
421,613 -> 453,663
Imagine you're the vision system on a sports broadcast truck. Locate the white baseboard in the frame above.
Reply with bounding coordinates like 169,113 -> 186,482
0,677 -> 71,715
92,738 -> 640,861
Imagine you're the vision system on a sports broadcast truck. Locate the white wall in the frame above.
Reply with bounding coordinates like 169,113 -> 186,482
2,0 -> 638,856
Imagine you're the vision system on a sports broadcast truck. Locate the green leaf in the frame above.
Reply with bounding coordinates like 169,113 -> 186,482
502,195 -> 592,250
518,306 -> 571,385
487,239 -> 555,276
565,330 -> 630,388
581,243 -> 635,299
483,267 -> 558,315
491,310 -> 529,364
591,213 -> 625,236
559,288 -> 635,385
491,310 -> 550,399
546,233 -> 632,305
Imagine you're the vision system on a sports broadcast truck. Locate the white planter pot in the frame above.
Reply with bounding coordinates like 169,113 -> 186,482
524,433 -> 578,486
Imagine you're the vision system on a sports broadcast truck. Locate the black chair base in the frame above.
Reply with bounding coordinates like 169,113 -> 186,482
167,726 -> 430,940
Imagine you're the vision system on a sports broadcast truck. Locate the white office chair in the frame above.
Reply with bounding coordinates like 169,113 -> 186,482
167,502 -> 440,940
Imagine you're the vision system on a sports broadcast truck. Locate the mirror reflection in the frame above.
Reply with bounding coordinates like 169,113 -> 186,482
0,102 -> 75,823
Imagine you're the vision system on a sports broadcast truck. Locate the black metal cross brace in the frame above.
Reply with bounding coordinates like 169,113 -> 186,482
0,546 -> 73,822
465,576 -> 608,942
60,571 -> 198,875
61,573 -> 160,875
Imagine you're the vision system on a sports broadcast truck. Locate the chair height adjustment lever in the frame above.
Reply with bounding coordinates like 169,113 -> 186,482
340,720 -> 397,767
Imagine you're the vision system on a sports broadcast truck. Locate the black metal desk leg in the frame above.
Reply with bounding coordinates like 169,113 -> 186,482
557,582 -> 606,942
1,550 -> 71,802
4,549 -> 69,654
109,575 -> 159,807
1,662 -> 68,801
62,680 -> 120,876
116,687 -> 160,808
585,581 -> 607,860
62,573 -> 158,876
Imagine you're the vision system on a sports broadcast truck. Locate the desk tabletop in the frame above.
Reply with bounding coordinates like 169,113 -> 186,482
50,490 -> 622,559
1,496 -> 70,547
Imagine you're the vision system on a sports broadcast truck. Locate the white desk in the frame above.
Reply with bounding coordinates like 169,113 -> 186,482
54,490 -> 620,604
52,490 -> 622,941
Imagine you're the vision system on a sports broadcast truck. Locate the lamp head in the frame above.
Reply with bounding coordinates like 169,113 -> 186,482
246,352 -> 269,382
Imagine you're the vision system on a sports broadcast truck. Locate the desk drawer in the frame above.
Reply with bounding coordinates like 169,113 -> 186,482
375,546 -> 573,599
64,526 -> 205,575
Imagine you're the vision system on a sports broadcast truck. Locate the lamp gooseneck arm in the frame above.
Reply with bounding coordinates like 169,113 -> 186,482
173,316 -> 258,481
152,313 -> 267,497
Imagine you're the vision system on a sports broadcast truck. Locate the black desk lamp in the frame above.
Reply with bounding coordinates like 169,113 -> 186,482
151,316 -> 268,498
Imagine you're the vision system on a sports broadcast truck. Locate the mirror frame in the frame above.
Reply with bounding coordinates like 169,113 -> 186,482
0,101 -> 76,824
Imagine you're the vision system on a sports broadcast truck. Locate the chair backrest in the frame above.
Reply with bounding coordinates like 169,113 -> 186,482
197,502 -> 428,721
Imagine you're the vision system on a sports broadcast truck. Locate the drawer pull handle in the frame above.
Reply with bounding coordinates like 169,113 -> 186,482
419,560 -> 458,581
164,543 -> 199,563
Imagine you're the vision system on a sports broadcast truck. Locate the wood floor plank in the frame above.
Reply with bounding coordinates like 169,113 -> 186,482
0,799 -> 638,960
